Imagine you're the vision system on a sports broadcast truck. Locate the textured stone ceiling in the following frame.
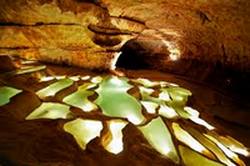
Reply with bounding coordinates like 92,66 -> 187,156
0,0 -> 250,75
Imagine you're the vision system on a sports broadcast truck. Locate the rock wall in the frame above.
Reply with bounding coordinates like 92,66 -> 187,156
0,0 -> 143,69
0,0 -> 250,74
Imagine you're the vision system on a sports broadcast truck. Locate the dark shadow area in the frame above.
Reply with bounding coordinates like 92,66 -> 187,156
116,39 -> 150,70
0,155 -> 16,166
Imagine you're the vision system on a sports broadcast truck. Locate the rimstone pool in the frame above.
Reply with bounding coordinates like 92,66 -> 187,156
0,57 -> 249,165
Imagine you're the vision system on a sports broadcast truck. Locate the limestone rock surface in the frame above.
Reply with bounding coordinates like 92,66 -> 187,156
0,0 -> 250,74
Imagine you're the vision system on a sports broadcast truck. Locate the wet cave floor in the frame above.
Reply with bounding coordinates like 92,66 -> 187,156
0,57 -> 250,166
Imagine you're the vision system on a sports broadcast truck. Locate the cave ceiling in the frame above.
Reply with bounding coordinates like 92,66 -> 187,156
0,0 -> 249,76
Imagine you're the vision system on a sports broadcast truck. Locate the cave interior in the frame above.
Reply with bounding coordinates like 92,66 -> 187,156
0,0 -> 250,166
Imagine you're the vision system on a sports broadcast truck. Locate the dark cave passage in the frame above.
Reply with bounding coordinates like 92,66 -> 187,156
115,39 -> 150,70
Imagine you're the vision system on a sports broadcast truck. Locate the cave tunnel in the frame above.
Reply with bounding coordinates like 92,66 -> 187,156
116,39 -> 151,70
0,0 -> 250,166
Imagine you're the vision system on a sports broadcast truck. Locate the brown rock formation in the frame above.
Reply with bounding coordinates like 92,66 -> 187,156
0,0 -> 143,69
0,0 -> 250,75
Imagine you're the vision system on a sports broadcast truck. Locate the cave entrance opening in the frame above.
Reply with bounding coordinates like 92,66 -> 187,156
115,39 -> 150,70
